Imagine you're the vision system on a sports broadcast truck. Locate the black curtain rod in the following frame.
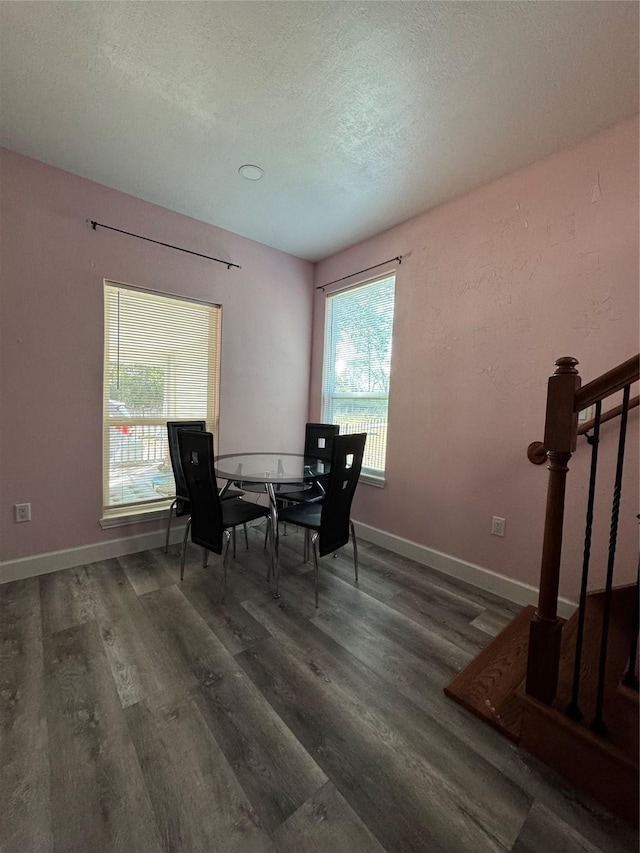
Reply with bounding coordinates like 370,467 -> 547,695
88,220 -> 241,269
316,255 -> 402,291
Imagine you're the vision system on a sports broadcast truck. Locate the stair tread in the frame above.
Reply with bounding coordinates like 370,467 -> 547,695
444,605 -> 535,740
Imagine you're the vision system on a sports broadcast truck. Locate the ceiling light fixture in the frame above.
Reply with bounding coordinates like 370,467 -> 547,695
238,164 -> 264,181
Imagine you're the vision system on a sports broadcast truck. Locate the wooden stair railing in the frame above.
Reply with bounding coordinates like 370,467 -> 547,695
526,354 -> 640,707
527,355 -> 640,465
578,394 -> 640,438
446,353 -> 638,824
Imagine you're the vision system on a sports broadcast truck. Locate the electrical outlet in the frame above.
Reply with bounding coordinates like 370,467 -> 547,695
15,503 -> 31,523
491,516 -> 505,537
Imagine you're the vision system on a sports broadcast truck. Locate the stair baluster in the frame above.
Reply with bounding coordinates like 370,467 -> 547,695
622,550 -> 639,691
566,400 -> 602,722
591,384 -> 631,735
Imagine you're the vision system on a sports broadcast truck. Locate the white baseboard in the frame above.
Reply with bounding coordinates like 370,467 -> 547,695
353,520 -> 577,620
0,525 -> 188,585
1,519 -> 577,620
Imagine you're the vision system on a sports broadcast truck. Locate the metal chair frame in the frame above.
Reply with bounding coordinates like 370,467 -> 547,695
165,420 -> 207,553
276,433 -> 366,606
177,430 -> 271,600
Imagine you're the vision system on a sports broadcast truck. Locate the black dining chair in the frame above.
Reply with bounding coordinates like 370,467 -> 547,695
165,420 -> 244,553
177,430 -> 272,599
276,422 -> 340,506
276,432 -> 366,606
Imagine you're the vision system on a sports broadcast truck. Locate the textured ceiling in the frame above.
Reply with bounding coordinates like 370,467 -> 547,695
0,1 -> 638,261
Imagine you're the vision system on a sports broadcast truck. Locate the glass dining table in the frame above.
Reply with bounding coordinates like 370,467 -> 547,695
215,452 -> 329,594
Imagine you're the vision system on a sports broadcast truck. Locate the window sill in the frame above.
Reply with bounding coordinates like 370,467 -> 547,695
360,472 -> 385,488
100,503 -> 172,529
100,471 -> 384,528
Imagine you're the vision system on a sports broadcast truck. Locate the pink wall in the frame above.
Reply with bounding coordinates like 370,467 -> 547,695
2,120 -> 638,598
311,118 -> 639,600
0,149 -> 314,563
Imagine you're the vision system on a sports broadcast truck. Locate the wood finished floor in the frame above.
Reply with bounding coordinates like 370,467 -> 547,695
2,522 -> 638,853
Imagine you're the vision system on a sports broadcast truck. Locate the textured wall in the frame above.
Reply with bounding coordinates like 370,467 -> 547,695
311,117 -> 639,600
2,119 -> 638,597
0,149 -> 314,562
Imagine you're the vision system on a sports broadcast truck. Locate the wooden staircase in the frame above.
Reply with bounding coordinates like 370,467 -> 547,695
446,348 -> 640,829
445,587 -> 639,825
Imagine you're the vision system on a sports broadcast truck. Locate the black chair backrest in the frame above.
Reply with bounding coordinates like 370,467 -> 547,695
177,429 -> 225,554
318,433 -> 366,557
304,422 -> 340,467
167,420 -> 206,512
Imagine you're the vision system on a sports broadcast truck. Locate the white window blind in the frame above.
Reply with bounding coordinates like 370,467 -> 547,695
103,282 -> 221,514
321,274 -> 395,479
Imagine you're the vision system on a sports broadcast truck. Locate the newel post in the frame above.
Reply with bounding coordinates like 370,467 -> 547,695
526,356 -> 581,704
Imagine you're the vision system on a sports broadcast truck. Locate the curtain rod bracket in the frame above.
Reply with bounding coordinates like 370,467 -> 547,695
88,219 -> 241,269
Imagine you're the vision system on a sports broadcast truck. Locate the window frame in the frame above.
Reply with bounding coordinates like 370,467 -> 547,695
101,280 -> 222,523
320,272 -> 396,486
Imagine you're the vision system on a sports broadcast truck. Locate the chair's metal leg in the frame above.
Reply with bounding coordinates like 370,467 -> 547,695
180,518 -> 191,581
222,530 -> 232,603
303,529 -> 310,563
351,520 -> 358,582
232,526 -> 237,558
266,515 -> 274,581
274,521 -> 281,596
266,483 -> 281,599
202,548 -> 208,569
312,532 -> 320,608
165,498 -> 177,553
264,520 -> 273,582
279,498 -> 288,536
244,523 -> 249,550
264,520 -> 277,582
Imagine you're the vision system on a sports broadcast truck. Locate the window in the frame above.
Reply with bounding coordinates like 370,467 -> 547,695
103,282 -> 221,516
321,274 -> 395,482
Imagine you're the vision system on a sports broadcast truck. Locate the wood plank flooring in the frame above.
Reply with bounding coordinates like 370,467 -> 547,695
2,523 -> 638,852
